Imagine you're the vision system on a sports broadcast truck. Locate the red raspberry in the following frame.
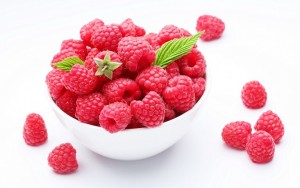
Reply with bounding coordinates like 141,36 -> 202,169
60,39 -> 88,60
56,90 -> 78,118
163,75 -> 195,113
246,131 -> 275,163
75,92 -> 108,125
241,80 -> 267,109
99,102 -> 132,133
102,78 -> 141,104
126,116 -> 144,129
91,24 -> 123,52
46,69 -> 66,101
254,110 -> 284,143
193,77 -> 206,101
136,66 -> 168,95
48,143 -> 78,174
196,15 -> 225,41
144,33 -> 160,50
119,18 -> 146,37
131,91 -> 165,128
51,49 -> 80,67
157,25 -> 182,45
118,37 -> 156,72
23,113 -> 48,146
221,121 -> 252,150
164,102 -> 176,121
62,64 -> 98,95
80,18 -> 105,47
165,62 -> 180,79
84,48 -> 100,70
176,48 -> 206,78
180,28 -> 192,37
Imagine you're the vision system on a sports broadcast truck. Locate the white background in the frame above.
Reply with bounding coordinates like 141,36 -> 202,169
1,0 -> 300,187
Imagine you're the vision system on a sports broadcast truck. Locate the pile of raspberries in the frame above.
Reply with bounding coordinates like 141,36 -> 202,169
45,18 -> 211,133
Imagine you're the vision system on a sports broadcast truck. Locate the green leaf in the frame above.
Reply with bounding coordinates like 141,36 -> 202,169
153,31 -> 204,68
53,56 -> 84,71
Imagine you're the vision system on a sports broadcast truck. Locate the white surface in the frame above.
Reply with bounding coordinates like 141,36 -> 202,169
1,0 -> 300,187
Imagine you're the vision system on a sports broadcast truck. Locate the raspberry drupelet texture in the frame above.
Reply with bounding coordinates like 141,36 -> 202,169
136,66 -> 168,95
23,113 -> 48,146
157,25 -> 182,45
51,49 -> 80,67
221,121 -> 252,150
62,64 -> 98,95
56,90 -> 78,118
193,77 -> 206,101
91,24 -> 123,52
241,80 -> 267,109
196,15 -> 225,41
131,91 -> 165,128
246,131 -> 275,163
164,102 -> 176,121
163,75 -> 195,113
80,18 -> 105,47
180,28 -> 192,37
102,78 -> 141,104
176,48 -> 206,78
46,69 -> 66,101
60,39 -> 88,60
48,143 -> 78,174
118,37 -> 156,72
99,102 -> 132,133
165,62 -> 180,79
254,110 -> 284,143
144,33 -> 160,50
119,18 -> 146,37
76,92 -> 108,125
84,48 -> 100,71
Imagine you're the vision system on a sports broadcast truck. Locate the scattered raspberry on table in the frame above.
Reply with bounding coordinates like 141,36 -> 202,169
196,15 -> 225,41
23,113 -> 48,146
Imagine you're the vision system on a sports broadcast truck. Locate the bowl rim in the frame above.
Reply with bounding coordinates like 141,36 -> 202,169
47,67 -> 210,134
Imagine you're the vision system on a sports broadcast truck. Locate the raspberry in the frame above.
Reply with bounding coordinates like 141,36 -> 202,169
46,69 -> 66,100
91,24 -> 123,52
80,18 -> 105,47
51,49 -> 80,67
99,102 -> 132,133
164,102 -> 176,121
62,64 -> 98,95
176,48 -> 206,78
193,77 -> 206,101
246,131 -> 275,163
118,37 -> 156,72
241,80 -> 267,109
84,48 -> 100,71
180,28 -> 192,37
119,18 -> 146,37
102,78 -> 141,104
126,116 -> 144,129
48,143 -> 78,174
75,92 -> 108,125
165,62 -> 180,79
60,39 -> 88,60
56,90 -> 78,118
136,66 -> 168,95
254,110 -> 284,143
131,91 -> 165,128
144,33 -> 160,50
23,113 -> 48,146
157,25 -> 182,45
196,15 -> 225,41
163,75 -> 195,113
221,121 -> 252,150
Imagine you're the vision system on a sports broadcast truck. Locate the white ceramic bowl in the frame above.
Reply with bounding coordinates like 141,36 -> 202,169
48,73 -> 210,161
